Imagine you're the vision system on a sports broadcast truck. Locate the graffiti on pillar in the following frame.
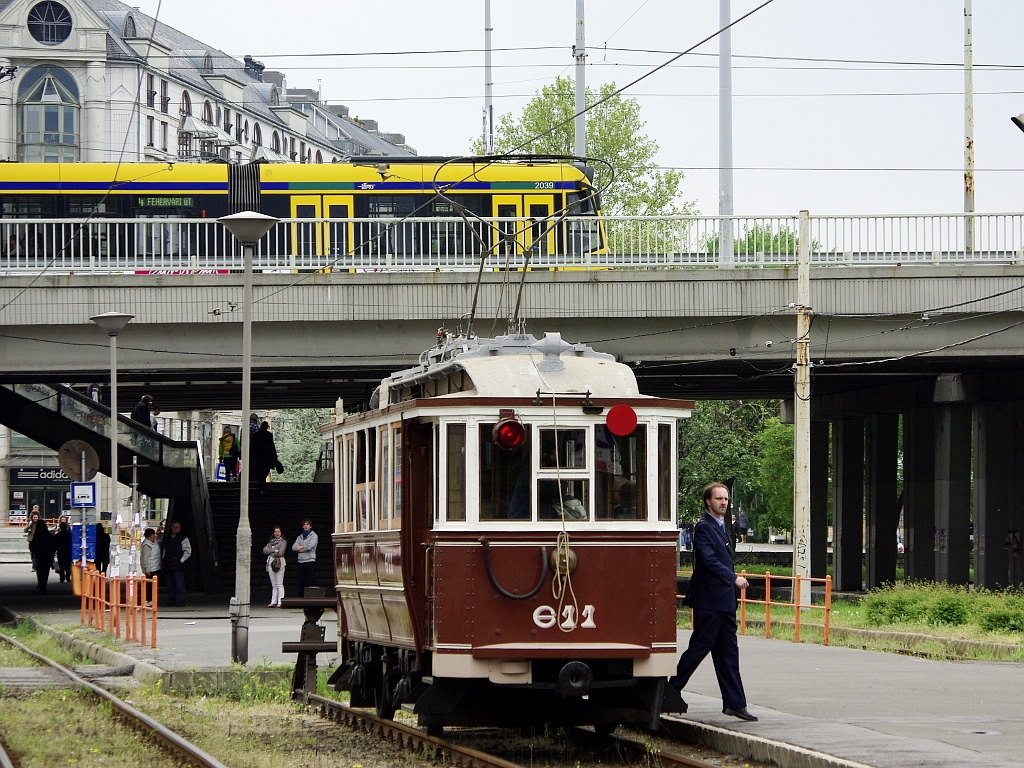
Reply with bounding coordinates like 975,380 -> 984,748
795,532 -> 808,570
940,528 -> 948,553
934,526 -> 940,552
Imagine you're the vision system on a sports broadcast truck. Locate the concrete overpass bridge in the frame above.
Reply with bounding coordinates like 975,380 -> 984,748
2,211 -> 1024,595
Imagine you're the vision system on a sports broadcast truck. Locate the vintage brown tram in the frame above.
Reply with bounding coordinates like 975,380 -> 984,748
324,329 -> 691,732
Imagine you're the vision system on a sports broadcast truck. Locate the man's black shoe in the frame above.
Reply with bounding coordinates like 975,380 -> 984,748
723,706 -> 758,722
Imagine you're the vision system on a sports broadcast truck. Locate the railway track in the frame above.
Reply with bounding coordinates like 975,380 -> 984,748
305,692 -> 733,768
0,626 -> 761,768
0,630 -> 226,768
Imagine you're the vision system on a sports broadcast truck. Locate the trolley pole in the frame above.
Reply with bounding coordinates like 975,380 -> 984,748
793,210 -> 812,606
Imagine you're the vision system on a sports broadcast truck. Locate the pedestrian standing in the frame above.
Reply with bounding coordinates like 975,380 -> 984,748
31,520 -> 56,594
54,519 -> 72,582
161,520 -> 192,607
218,426 -> 240,481
263,525 -> 288,607
24,506 -> 43,572
737,508 -> 750,544
140,528 -> 162,605
250,421 -> 279,494
669,482 -> 758,722
291,518 -> 318,595
94,522 -> 111,575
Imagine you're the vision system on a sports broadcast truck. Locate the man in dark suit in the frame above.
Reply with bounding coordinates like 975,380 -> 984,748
669,482 -> 758,722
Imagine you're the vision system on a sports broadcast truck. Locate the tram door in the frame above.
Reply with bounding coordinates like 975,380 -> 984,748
525,195 -> 554,262
492,195 -> 524,268
290,195 -> 354,269
291,195 -> 321,263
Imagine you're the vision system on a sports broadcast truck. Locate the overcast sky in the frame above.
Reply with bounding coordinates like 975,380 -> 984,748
132,0 -> 1024,216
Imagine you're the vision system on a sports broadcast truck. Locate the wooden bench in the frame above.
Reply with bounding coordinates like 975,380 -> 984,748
280,591 -> 339,696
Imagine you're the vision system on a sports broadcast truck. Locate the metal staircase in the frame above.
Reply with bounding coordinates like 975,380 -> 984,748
0,383 -> 218,592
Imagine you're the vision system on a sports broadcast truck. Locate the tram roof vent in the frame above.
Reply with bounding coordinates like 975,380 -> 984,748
531,332 -> 572,372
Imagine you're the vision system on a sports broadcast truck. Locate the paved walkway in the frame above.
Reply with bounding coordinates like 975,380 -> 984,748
1,556 -> 1022,768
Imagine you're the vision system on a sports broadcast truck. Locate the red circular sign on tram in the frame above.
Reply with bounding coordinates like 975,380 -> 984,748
606,404 -> 638,436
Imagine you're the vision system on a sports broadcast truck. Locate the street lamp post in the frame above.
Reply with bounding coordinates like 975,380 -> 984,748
218,211 -> 279,664
89,312 -> 134,540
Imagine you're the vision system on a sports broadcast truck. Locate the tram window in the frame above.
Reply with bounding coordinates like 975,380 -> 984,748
658,424 -> 673,521
392,427 -> 402,520
379,427 -> 391,523
537,479 -> 590,521
327,203 -> 348,258
479,422 -> 531,520
594,425 -> 646,521
2,197 -> 52,216
446,423 -> 466,521
529,204 -> 550,257
295,203 -> 317,256
539,429 -> 586,469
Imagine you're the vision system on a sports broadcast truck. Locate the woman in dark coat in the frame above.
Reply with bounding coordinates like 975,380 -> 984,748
54,520 -> 73,582
30,522 -> 56,594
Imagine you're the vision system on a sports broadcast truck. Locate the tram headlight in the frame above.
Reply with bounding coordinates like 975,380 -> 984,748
492,410 -> 526,450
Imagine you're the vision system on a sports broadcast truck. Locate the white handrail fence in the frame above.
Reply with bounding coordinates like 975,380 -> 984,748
2,212 -> 1022,274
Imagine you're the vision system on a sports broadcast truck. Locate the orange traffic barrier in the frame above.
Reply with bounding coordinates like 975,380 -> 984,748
80,569 -> 158,648
678,571 -> 832,646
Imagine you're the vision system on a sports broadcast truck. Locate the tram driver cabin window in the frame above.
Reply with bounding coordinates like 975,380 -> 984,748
474,424 -> 649,522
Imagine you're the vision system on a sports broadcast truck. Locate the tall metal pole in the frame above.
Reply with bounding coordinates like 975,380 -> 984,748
483,0 -> 494,155
90,312 -> 133,545
964,0 -> 975,254
235,239 -> 254,664
574,0 -> 586,158
219,211 -> 278,665
793,210 -> 812,605
719,0 -> 735,268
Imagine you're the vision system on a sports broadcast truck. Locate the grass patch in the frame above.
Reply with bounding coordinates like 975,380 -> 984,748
0,620 -> 91,668
679,582 -> 1024,659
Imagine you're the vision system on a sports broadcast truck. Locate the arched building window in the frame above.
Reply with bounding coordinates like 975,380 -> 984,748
315,149 -> 322,164
181,90 -> 192,116
202,100 -> 213,124
252,123 -> 262,147
271,130 -> 280,152
17,66 -> 79,162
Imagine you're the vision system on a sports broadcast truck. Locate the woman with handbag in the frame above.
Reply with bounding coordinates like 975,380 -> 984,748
262,525 -> 287,607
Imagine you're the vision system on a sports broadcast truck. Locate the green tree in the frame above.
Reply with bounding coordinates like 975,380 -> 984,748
473,76 -> 694,217
753,418 -> 795,531
677,400 -> 776,523
271,408 -> 330,482
705,224 -> 820,258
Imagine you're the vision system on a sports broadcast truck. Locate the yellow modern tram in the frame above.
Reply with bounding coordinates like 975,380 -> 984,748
0,157 -> 603,268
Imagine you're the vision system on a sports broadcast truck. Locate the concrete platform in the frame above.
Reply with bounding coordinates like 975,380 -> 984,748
1,558 -> 1022,768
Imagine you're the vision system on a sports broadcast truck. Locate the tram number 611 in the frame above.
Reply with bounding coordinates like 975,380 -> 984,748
533,604 -> 596,630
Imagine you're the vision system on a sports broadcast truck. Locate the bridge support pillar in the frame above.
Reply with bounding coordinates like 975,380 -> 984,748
810,421 -> 829,579
865,413 -> 899,588
973,402 -> 1018,588
903,409 -> 936,582
832,417 -> 864,592
935,405 -> 972,585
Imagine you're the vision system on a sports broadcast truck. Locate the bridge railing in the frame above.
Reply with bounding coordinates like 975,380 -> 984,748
2,212 -> 1022,274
